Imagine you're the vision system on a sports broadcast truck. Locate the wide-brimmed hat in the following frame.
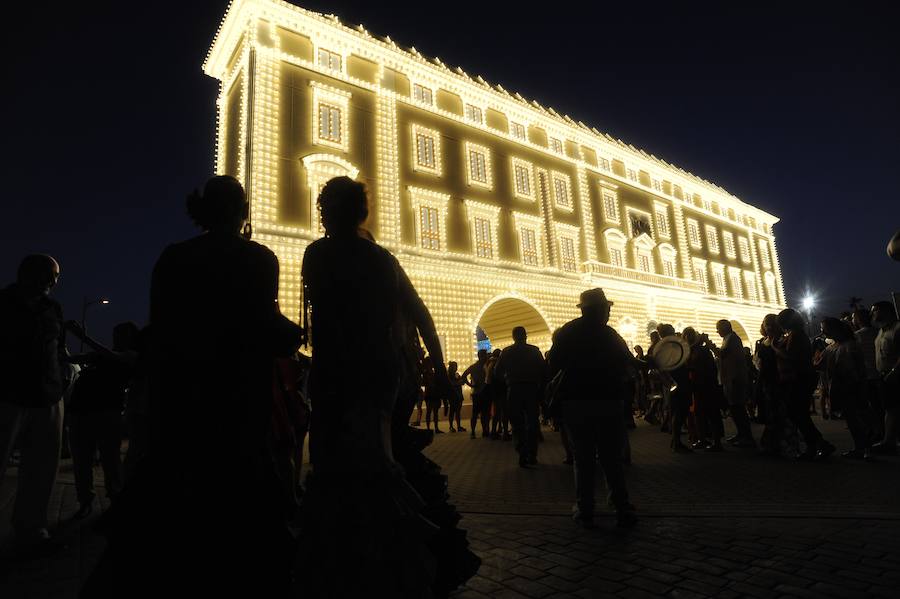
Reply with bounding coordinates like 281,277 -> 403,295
649,335 -> 691,371
577,288 -> 613,308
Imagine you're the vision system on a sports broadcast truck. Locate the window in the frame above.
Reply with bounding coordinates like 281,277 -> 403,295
723,231 -> 736,258
602,191 -> 620,223
662,258 -> 676,278
703,199 -> 713,212
512,158 -> 534,199
510,122 -> 526,139
628,210 -> 653,239
520,228 -> 539,266
711,201 -> 721,215
758,239 -> 771,268
705,225 -> 720,254
627,168 -> 638,182
317,48 -> 342,71
652,179 -> 662,192
729,270 -> 743,299
409,187 -> 449,251
765,272 -> 778,303
637,253 -> 652,273
610,247 -> 624,267
552,173 -> 572,210
728,208 -> 736,221
560,237 -> 577,272
599,157 -> 611,171
465,142 -> 491,188
739,237 -> 751,263
713,268 -> 727,296
419,206 -> 440,250
687,219 -> 701,248
744,272 -> 758,302
465,104 -> 483,124
473,217 -> 492,258
413,83 -> 433,105
465,200 -> 500,260
310,81 -> 351,151
317,104 -> 341,143
411,124 -> 441,175
655,206 -> 670,238
550,137 -> 563,153
693,261 -> 708,292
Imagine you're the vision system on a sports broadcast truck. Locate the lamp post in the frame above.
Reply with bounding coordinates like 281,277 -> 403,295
80,296 -> 110,351
801,295 -> 816,337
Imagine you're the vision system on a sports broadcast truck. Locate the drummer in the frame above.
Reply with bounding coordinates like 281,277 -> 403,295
653,324 -> 694,453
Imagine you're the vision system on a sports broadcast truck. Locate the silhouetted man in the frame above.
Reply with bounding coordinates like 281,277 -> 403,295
0,254 -> 66,553
495,327 -> 545,467
463,350 -> 490,438
549,288 -> 637,529
713,319 -> 755,447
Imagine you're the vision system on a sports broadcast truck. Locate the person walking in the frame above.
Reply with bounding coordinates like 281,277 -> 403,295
711,320 -> 755,447
494,327 -> 546,467
548,288 -> 638,529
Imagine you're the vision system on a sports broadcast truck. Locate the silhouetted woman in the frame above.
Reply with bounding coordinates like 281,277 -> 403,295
82,176 -> 301,597
297,176 -> 437,597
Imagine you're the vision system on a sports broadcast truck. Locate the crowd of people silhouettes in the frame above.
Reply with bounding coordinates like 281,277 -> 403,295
1,174 -> 898,596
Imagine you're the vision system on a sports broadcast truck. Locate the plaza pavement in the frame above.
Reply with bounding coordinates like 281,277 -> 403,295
1,415 -> 898,598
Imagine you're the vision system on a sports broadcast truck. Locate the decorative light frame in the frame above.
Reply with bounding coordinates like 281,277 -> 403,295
463,199 -> 501,261
410,123 -> 442,176
408,186 -> 450,252
550,171 -> 574,212
705,224 -> 720,254
511,211 -> 545,268
511,157 -> 535,201
654,201 -> 671,239
464,141 -> 492,190
554,222 -> 581,272
310,80 -> 351,152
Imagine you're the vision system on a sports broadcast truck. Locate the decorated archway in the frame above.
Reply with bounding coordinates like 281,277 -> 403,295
473,294 -> 553,355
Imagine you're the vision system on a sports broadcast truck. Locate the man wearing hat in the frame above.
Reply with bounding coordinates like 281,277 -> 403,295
548,288 -> 637,529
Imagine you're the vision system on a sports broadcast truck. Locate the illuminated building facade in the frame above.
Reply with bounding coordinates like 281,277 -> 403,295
204,0 -> 786,364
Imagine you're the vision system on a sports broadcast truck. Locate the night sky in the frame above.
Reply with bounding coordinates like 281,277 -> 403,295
3,1 -> 898,344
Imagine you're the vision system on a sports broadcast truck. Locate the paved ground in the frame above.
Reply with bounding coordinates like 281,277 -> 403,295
2,414 -> 899,598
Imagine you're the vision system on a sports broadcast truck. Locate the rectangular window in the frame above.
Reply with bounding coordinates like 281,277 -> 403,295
638,253 -> 651,273
728,208 -> 736,221
739,237 -> 751,263
419,206 -> 440,250
560,237 -> 577,272
416,133 -> 436,168
473,217 -> 492,258
317,104 -> 341,143
714,270 -> 727,296
514,164 -> 531,197
465,104 -> 483,124
468,149 -> 487,184
413,84 -> 433,105
610,247 -> 624,268
603,192 -> 619,223
729,271 -> 743,298
553,177 -> 570,208
687,219 -> 701,248
550,137 -> 563,153
663,259 -> 676,278
758,240 -> 771,268
520,228 -> 539,266
599,157 -> 611,171
510,122 -> 526,139
652,179 -> 662,192
745,275 -> 758,301
317,48 -> 341,71
706,225 -> 720,253
724,232 -> 736,258
694,265 -> 708,291
627,168 -> 638,182
655,210 -> 670,237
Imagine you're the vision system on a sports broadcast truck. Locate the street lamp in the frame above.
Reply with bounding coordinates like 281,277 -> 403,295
801,295 -> 816,336
80,296 -> 110,351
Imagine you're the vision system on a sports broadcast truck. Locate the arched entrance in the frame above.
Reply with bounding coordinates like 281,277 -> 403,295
474,295 -> 552,355
301,153 -> 359,233
729,319 -> 751,344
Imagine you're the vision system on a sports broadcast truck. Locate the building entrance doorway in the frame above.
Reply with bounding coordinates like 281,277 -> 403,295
474,295 -> 552,355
